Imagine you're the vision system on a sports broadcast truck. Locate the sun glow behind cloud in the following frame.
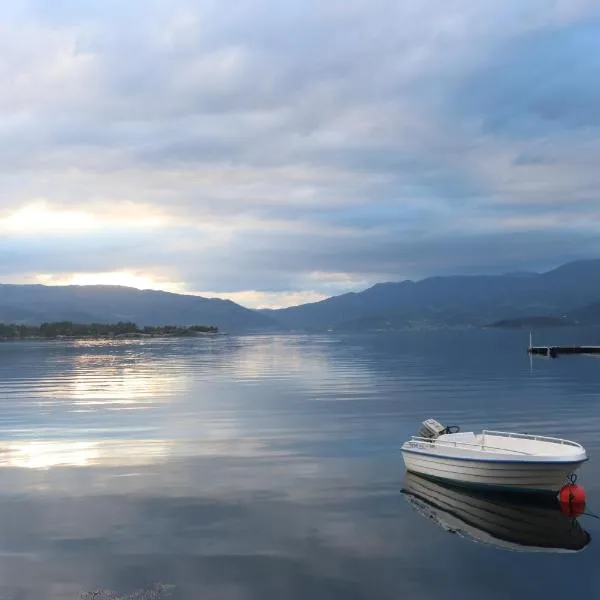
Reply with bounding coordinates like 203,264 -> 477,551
196,290 -> 331,309
0,200 -> 167,235
35,271 -> 186,292
0,200 -> 189,293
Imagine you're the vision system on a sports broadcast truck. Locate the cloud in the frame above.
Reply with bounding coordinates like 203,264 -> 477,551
456,22 -> 600,134
1,1 -> 600,306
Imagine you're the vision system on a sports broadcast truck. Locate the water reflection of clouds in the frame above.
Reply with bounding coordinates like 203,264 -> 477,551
39,352 -> 190,407
0,343 -> 200,465
2,452 -> 587,600
224,335 -> 380,395
2,334 -> 598,472
0,437 -> 313,471
0,440 -> 172,469
0,456 -> 417,599
225,335 -> 335,380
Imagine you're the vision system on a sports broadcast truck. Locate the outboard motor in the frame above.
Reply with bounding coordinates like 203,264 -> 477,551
418,419 -> 447,440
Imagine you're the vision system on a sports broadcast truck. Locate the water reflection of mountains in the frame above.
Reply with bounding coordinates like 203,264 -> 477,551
402,472 -> 591,553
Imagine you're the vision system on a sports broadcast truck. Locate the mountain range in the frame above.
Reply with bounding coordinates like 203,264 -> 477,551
0,285 -> 274,332
261,259 -> 600,330
2,259 -> 600,331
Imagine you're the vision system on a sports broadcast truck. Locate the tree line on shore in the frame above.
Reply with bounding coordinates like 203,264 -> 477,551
0,321 -> 218,339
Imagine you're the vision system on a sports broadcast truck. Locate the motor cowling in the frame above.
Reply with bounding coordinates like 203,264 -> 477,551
418,419 -> 447,440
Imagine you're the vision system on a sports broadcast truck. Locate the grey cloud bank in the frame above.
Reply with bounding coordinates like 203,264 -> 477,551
1,0 -> 600,306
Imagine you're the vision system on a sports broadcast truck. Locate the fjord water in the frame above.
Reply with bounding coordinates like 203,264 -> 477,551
0,330 -> 598,599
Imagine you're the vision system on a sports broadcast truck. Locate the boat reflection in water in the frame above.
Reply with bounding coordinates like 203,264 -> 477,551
402,472 -> 591,553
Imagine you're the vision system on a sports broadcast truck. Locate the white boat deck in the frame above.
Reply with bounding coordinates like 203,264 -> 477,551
408,430 -> 585,459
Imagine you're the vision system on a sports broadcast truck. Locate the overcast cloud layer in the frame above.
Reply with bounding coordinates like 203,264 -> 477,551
1,0 -> 600,307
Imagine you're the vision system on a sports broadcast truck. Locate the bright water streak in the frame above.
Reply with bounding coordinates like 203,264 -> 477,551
0,330 -> 598,599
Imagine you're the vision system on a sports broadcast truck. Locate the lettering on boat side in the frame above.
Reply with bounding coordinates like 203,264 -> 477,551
406,441 -> 426,449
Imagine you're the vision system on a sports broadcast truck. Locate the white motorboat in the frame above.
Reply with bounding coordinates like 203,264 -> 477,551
401,419 -> 588,493
402,472 -> 590,553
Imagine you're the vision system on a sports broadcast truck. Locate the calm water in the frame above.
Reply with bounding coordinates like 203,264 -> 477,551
0,330 -> 598,599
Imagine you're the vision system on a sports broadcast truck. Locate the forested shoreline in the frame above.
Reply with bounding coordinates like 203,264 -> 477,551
0,321 -> 218,340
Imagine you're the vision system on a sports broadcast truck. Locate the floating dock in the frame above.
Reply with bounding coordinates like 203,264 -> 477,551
527,332 -> 600,357
528,345 -> 600,358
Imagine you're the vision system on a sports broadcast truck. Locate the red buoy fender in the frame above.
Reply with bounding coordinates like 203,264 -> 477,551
558,484 -> 586,517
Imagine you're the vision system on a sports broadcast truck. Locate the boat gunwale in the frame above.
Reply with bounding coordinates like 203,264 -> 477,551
404,429 -> 586,462
482,430 -> 585,450
407,436 -> 531,456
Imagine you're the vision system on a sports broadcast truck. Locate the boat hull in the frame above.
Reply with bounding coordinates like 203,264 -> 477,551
401,450 -> 585,493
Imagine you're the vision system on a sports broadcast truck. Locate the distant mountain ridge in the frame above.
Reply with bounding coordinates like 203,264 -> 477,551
0,284 -> 275,332
262,259 -> 600,330
3,259 -> 600,332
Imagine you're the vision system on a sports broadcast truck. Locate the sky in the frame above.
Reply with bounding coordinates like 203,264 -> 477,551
1,0 -> 600,308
